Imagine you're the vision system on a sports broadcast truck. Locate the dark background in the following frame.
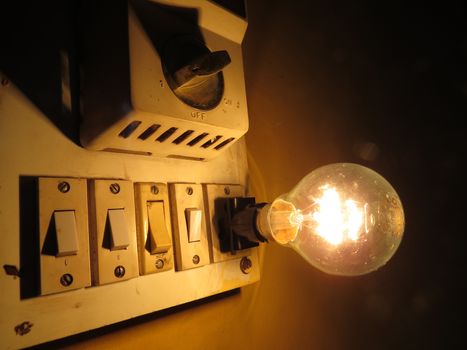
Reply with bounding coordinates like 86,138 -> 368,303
244,1 -> 467,349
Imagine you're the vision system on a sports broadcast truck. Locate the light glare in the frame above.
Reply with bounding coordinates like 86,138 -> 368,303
312,187 -> 364,245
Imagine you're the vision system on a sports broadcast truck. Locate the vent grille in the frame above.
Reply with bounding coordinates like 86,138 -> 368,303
117,121 -> 235,151
118,121 -> 141,138
172,130 -> 194,144
201,136 -> 222,148
156,127 -> 178,142
187,133 -> 208,147
138,124 -> 160,140
214,137 -> 235,150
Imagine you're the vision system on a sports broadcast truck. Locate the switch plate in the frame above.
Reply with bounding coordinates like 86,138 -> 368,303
88,179 -> 139,285
38,178 -> 91,295
134,183 -> 174,274
169,183 -> 209,270
203,184 -> 254,263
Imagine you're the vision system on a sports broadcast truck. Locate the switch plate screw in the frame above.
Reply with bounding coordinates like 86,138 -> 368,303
151,185 -> 159,195
240,257 -> 252,274
110,183 -> 120,194
186,186 -> 193,195
224,186 -> 230,195
155,259 -> 164,269
60,273 -> 73,286
114,265 -> 125,278
192,255 -> 200,264
57,181 -> 70,193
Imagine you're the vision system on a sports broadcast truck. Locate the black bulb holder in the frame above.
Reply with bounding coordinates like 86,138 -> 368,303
216,197 -> 268,254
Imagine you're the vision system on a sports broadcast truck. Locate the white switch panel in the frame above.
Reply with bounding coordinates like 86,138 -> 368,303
88,179 -> 139,285
38,178 -> 91,295
169,183 -> 209,270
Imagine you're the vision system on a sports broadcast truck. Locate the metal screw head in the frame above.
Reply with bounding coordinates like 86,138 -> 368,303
57,181 -> 70,193
224,186 -> 230,195
186,186 -> 194,195
60,273 -> 73,286
110,183 -> 120,194
114,265 -> 126,278
155,259 -> 164,269
151,185 -> 159,195
240,257 -> 252,274
192,255 -> 200,264
1,78 -> 10,87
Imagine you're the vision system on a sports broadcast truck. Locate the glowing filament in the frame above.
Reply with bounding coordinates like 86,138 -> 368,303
311,187 -> 364,245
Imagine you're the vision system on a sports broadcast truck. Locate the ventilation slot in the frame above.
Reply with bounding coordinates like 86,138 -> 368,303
168,155 -> 205,161
118,120 -> 141,138
214,137 -> 235,150
201,135 -> 222,148
156,127 -> 178,142
187,133 -> 209,146
103,148 -> 152,156
172,130 -> 194,144
138,124 -> 160,140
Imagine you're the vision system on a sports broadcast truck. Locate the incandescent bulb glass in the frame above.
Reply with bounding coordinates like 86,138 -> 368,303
256,163 -> 405,276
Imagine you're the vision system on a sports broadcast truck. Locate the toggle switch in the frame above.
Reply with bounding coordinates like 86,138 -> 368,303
147,201 -> 171,254
169,183 -> 209,270
54,210 -> 79,257
38,178 -> 91,295
88,179 -> 139,285
185,208 -> 202,242
134,183 -> 173,275
108,209 -> 130,250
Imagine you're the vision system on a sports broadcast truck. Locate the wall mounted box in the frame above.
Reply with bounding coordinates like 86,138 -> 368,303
80,0 -> 249,160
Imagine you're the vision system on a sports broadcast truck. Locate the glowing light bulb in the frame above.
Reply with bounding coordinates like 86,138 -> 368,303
256,163 -> 405,276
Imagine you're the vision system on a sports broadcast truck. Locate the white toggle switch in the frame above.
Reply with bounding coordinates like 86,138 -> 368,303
54,210 -> 79,257
38,177 -> 91,295
169,183 -> 209,270
89,179 -> 139,285
185,208 -> 202,243
108,209 -> 130,250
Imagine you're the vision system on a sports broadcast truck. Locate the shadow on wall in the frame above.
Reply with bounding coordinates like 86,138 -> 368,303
1,1 -> 80,143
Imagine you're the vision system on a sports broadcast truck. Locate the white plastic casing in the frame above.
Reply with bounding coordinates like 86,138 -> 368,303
80,0 -> 249,161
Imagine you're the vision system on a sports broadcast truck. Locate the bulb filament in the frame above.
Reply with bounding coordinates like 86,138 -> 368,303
290,186 -> 367,245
